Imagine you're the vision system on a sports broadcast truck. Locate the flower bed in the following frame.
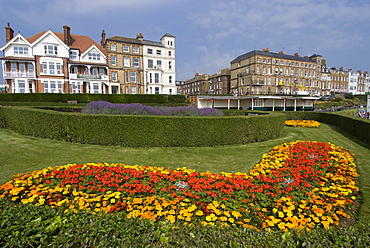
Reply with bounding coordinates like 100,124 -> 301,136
81,101 -> 224,116
285,120 -> 320,128
0,141 -> 359,232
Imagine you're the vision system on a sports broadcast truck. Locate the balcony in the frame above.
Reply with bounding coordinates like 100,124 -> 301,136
3,71 -> 35,78
69,74 -> 109,81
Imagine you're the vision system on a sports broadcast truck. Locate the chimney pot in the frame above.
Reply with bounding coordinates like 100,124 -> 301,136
136,33 -> 143,41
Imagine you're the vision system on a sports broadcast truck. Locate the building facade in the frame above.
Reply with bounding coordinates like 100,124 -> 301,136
181,73 -> 210,95
103,32 -> 176,94
230,49 -> 321,96
0,24 -> 111,93
208,68 -> 230,95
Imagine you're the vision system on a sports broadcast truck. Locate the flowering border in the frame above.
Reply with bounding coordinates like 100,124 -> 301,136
285,120 -> 320,128
0,141 -> 359,231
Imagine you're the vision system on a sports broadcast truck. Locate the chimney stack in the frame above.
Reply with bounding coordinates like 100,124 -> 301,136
101,30 -> 106,48
136,33 -> 143,41
5,22 -> 14,43
63,25 -> 71,46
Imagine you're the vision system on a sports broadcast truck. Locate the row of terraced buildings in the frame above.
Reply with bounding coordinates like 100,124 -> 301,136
0,23 -> 176,94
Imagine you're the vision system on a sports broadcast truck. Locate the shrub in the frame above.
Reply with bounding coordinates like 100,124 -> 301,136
81,101 -> 224,116
0,106 -> 285,147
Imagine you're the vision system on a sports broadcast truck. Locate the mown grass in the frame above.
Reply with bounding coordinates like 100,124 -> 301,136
1,122 -> 369,225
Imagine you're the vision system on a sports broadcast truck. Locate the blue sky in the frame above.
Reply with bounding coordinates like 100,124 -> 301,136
1,0 -> 370,81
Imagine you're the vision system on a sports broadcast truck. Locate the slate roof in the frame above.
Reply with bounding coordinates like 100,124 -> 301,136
231,50 -> 316,64
107,36 -> 165,47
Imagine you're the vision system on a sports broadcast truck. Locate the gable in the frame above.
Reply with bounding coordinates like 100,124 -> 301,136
0,33 -> 31,51
80,45 -> 106,63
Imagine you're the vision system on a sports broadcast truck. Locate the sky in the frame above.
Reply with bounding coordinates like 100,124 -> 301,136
0,0 -> 370,81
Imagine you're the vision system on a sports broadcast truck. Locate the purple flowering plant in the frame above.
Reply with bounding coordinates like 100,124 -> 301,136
81,101 -> 223,117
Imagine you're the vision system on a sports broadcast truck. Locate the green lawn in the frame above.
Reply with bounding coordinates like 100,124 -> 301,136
1,123 -> 369,225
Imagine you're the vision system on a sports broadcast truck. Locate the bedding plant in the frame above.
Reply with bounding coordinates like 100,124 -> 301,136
285,120 -> 320,128
0,140 -> 359,232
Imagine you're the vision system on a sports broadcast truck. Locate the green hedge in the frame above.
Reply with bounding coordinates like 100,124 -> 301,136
0,93 -> 187,104
284,111 -> 370,145
1,198 -> 369,247
0,106 -> 285,147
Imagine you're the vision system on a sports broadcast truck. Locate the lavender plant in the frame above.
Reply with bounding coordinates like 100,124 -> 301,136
81,101 -> 223,116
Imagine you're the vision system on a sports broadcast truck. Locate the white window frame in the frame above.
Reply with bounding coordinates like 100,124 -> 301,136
88,52 -> 100,61
131,86 -> 137,94
14,46 -> 29,55
71,81 -> 82,93
123,46 -> 129,52
112,71 -> 117,81
43,80 -> 63,93
111,55 -> 117,66
124,57 -> 130,67
70,50 -> 78,60
110,44 -> 116,51
130,71 -> 136,83
148,59 -> 153,68
44,45 -> 58,55
157,60 -> 162,69
133,47 -> 139,53
133,58 -> 139,67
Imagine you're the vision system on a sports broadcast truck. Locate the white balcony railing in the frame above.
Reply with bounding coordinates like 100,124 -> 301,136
4,71 -> 35,78
69,74 -> 109,81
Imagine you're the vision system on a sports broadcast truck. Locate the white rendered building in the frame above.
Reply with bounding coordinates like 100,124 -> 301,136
143,33 -> 176,95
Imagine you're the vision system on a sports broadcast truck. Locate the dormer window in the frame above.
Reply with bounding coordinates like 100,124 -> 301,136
14,46 -> 29,55
70,50 -> 78,60
44,45 -> 58,55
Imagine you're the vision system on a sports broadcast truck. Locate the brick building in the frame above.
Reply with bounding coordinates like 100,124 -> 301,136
0,23 -> 111,93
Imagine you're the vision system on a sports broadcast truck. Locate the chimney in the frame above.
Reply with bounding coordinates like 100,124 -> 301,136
294,53 -> 299,56
5,22 -> 14,43
278,51 -> 284,54
136,33 -> 143,41
63,25 -> 71,46
101,30 -> 106,47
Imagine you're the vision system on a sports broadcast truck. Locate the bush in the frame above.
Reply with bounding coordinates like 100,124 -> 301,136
0,106 -> 285,147
284,111 -> 370,145
0,93 -> 188,105
81,101 -> 224,116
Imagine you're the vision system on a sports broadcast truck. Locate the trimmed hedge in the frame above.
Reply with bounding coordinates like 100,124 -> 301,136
0,93 -> 187,104
0,106 -> 285,147
285,111 -> 370,145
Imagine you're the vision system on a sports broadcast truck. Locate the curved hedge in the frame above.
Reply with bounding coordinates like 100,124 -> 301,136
285,111 -> 370,145
0,93 -> 186,104
0,106 -> 285,147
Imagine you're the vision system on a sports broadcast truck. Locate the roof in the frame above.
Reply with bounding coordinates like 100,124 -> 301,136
231,50 -> 316,64
27,30 -> 106,55
0,56 -> 35,61
107,36 -> 165,47
161,33 -> 175,39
